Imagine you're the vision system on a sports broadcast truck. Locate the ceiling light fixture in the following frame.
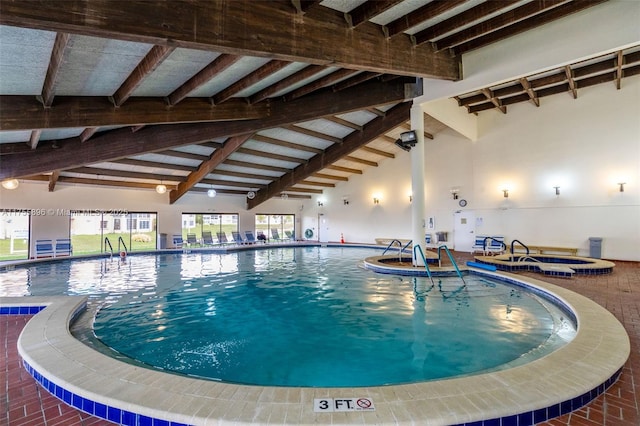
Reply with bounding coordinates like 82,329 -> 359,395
155,182 -> 167,194
1,179 -> 19,190
247,190 -> 256,199
207,188 -> 217,198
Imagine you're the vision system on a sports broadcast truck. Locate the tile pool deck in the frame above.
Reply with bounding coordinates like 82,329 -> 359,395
1,252 -> 638,426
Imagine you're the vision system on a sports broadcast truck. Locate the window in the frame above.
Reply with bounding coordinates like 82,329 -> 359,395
0,211 -> 30,261
254,214 -> 295,241
181,213 -> 239,244
70,211 -> 157,255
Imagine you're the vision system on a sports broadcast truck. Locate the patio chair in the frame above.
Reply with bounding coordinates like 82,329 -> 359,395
54,238 -> 73,257
201,231 -> 214,246
485,236 -> 506,255
471,235 -> 489,254
35,239 -> 54,258
186,233 -> 199,247
216,232 -> 230,245
245,231 -> 258,244
271,228 -> 284,242
256,231 -> 267,243
284,230 -> 294,240
172,235 -> 184,248
231,231 -> 245,245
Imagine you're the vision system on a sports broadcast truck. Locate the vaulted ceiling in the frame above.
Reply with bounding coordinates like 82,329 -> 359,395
0,0 -> 612,208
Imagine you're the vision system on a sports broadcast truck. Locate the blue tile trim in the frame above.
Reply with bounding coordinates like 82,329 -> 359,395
21,358 -> 192,426
0,305 -> 47,315
450,367 -> 622,426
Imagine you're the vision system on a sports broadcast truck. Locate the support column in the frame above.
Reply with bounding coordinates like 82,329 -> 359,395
410,103 -> 426,266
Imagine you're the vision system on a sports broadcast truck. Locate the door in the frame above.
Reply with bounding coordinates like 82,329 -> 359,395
318,213 -> 329,243
453,211 -> 476,252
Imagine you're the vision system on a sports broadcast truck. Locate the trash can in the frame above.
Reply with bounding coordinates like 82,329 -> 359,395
159,233 -> 167,249
588,237 -> 602,258
436,231 -> 448,243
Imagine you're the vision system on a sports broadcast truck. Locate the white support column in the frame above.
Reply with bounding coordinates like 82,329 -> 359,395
410,103 -> 426,266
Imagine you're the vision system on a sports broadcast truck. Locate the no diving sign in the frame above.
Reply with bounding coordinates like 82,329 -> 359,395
313,397 -> 375,412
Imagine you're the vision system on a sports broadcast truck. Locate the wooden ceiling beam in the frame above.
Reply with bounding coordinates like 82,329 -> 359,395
285,124 -> 343,144
111,158 -> 197,173
0,78 -> 415,179
27,130 -> 42,149
412,0 -> 520,46
0,0 -> 459,79
615,51 -> 624,90
384,0 -> 468,38
0,96 -> 267,131
344,0 -> 404,29
111,45 -> 175,107
170,134 -> 253,204
284,187 -> 323,194
167,54 -> 241,106
481,88 -> 507,114
236,147 -> 307,164
48,170 -> 60,192
212,60 -> 291,105
323,116 -> 363,131
212,169 -> 273,181
332,72 -> 382,92
201,178 -> 267,189
519,78 -> 540,107
39,32 -> 69,108
326,165 -> 363,174
252,134 -> 323,154
290,0 -> 320,15
359,145 -> 394,158
312,172 -> 348,181
284,69 -> 360,101
79,127 -> 98,143
223,159 -> 289,174
22,174 -> 178,191
298,180 -> 335,188
344,156 -> 378,167
451,1 -> 608,55
249,64 -> 327,104
158,150 -> 209,162
247,102 -> 411,208
66,166 -> 186,182
564,66 -> 578,99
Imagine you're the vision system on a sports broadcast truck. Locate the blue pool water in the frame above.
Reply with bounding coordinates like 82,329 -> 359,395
1,246 -> 575,387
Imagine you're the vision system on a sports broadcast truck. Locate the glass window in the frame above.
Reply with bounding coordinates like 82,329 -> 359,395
70,211 -> 157,255
181,213 -> 239,244
254,214 -> 295,241
0,211 -> 30,261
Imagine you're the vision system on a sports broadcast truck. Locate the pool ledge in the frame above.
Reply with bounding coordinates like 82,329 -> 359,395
2,272 -> 630,425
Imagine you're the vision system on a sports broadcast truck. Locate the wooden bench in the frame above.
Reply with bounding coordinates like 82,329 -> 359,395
511,244 -> 578,256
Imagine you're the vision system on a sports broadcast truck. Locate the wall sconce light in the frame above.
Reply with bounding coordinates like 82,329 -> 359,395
373,197 -> 380,205
1,179 -> 19,190
618,182 -> 626,192
502,189 -> 509,198
317,201 -> 324,207
343,198 -> 349,205
408,195 -> 413,203
554,186 -> 560,196
281,192 -> 288,200
155,182 -> 167,194
450,188 -> 460,200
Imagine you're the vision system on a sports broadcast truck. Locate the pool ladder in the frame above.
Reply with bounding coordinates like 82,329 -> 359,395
104,236 -> 129,258
382,239 -> 412,263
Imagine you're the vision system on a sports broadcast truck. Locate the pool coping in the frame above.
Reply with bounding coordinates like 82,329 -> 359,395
1,268 -> 630,425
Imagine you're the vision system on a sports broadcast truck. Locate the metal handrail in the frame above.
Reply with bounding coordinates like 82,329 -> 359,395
117,236 -> 128,254
510,239 -> 530,256
436,245 -> 465,284
382,239 -> 402,255
104,237 -> 114,258
484,236 -> 507,253
413,245 -> 435,286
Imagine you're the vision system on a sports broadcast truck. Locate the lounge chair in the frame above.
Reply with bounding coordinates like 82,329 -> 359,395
216,232 -> 229,245
245,231 -> 258,244
284,230 -> 294,240
172,235 -> 184,248
232,231 -> 245,245
186,233 -> 199,247
485,236 -> 506,255
55,238 -> 73,256
201,231 -> 214,246
35,239 -> 54,258
271,228 -> 283,242
257,231 -> 267,242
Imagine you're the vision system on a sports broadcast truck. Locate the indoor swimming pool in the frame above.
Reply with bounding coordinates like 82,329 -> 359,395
0,244 -> 630,425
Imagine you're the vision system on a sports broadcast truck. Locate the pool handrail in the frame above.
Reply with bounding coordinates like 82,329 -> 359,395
117,236 -> 128,254
382,239 -> 402,255
413,244 -> 435,286
510,239 -> 530,257
437,245 -> 466,284
104,237 -> 114,258
484,236 -> 507,254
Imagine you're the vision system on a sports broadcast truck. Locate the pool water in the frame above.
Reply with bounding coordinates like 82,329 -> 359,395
47,246 -> 575,388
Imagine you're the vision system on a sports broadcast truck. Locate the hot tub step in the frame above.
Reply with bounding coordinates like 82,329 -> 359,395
537,264 -> 575,278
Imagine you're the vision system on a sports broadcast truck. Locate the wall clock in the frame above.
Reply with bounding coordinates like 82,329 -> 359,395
458,199 -> 468,207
